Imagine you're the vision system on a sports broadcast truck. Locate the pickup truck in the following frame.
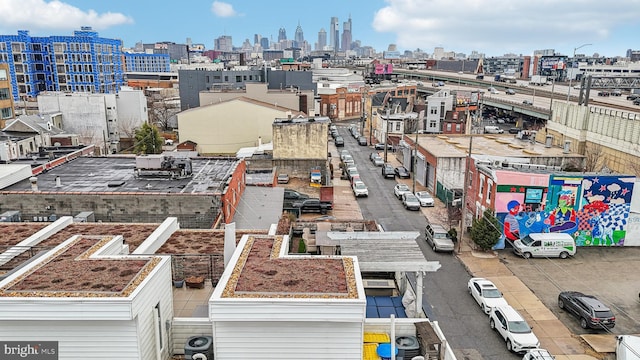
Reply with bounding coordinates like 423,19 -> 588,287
292,198 -> 333,214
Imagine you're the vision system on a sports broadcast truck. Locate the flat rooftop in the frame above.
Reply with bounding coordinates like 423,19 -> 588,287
416,134 -> 584,159
2,156 -> 237,194
221,235 -> 358,299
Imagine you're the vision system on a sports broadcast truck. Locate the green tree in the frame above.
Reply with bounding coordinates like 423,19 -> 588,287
134,122 -> 163,154
470,209 -> 501,250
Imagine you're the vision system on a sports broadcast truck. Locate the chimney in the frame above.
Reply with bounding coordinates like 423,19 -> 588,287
30,177 -> 39,192
545,135 -> 553,148
563,140 -> 571,154
258,136 -> 262,147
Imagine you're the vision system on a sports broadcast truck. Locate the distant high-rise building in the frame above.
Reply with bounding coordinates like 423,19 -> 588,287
254,34 -> 260,45
330,17 -> 339,51
0,28 -> 124,101
278,27 -> 287,42
214,35 -> 233,52
294,22 -> 304,48
317,28 -> 327,51
260,37 -> 270,50
341,16 -> 352,51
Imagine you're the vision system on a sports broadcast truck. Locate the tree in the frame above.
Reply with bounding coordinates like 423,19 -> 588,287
470,209 -> 501,251
134,122 -> 163,154
583,143 -> 604,172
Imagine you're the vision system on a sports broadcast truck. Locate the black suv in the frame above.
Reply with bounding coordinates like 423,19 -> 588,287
382,164 -> 395,179
558,291 -> 615,329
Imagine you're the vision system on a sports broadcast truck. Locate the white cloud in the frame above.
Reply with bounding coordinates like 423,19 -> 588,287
608,183 -> 621,192
582,179 -> 593,190
0,0 -> 132,33
211,1 -> 238,17
371,0 -> 640,55
587,194 -> 605,203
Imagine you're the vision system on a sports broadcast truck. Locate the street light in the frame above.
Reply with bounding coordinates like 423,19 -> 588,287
566,43 -> 592,102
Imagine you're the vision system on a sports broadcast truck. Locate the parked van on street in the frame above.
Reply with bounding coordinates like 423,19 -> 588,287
484,125 -> 504,134
513,233 -> 576,259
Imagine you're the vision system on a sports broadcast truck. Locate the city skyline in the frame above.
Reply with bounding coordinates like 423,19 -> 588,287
1,0 -> 639,57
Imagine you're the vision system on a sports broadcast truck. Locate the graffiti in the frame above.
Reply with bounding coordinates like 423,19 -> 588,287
494,175 -> 634,249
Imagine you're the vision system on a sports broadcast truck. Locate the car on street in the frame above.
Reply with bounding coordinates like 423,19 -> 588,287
425,223 -> 455,252
522,100 -> 533,105
522,348 -> 555,360
375,143 -> 393,150
382,164 -> 395,179
557,291 -> 616,329
340,150 -> 351,160
393,183 -> 412,199
626,93 -> 639,100
370,153 -> 384,166
488,87 -> 500,94
415,191 -> 435,207
352,180 -> 369,197
468,277 -> 509,314
401,193 -> 421,210
508,127 -> 522,134
598,91 -> 610,97
505,89 -> 516,95
335,136 -> 344,147
634,98 -> 640,106
358,136 -> 368,146
277,173 -> 289,184
394,166 -> 410,179
489,305 -> 540,353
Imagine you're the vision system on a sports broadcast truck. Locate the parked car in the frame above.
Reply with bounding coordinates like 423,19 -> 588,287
612,89 -> 622,96
415,191 -> 435,207
375,143 -> 393,150
425,223 -> 455,252
508,128 -> 522,134
277,173 -> 289,184
634,98 -> 640,106
393,184 -> 412,199
370,153 -> 384,166
489,305 -> 540,353
401,193 -> 421,210
468,277 -> 509,314
394,166 -> 410,179
382,164 -> 395,179
626,94 -> 639,100
598,91 -> 610,97
522,348 -> 555,360
557,291 -> 616,329
352,180 -> 369,197
522,100 -> 533,105
340,150 -> 351,160
505,89 -> 516,95
358,136 -> 368,146
335,136 -> 344,147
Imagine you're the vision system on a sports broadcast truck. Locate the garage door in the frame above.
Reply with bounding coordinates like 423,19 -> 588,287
426,162 -> 435,193
416,152 -> 426,186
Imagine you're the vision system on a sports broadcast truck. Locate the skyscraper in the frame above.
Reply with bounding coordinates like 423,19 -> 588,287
214,35 -> 233,52
260,37 -> 270,50
341,16 -> 352,51
330,17 -> 339,51
278,27 -> 287,42
317,28 -> 327,51
294,22 -> 304,48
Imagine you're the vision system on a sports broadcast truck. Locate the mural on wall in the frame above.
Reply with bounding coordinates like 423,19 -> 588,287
493,174 -> 635,249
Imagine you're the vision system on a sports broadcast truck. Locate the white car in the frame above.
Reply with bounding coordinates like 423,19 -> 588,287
522,348 -> 555,360
415,191 -> 435,207
352,180 -> 368,197
402,193 -> 421,210
489,306 -> 540,354
467,277 -> 509,314
394,184 -> 411,199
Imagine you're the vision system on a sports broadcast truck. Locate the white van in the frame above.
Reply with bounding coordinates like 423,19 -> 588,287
513,233 -> 576,259
484,125 -> 504,134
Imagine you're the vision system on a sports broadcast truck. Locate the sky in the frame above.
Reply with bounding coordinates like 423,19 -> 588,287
0,0 -> 639,58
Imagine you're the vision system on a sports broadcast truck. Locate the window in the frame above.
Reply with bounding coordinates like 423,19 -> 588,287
479,176 -> 485,198
1,107 -> 12,119
446,123 -> 452,131
395,122 -> 401,131
455,124 -> 461,132
0,88 -> 10,100
430,107 -> 437,115
0,69 -> 6,81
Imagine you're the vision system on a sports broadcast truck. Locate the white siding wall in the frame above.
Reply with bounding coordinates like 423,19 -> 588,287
0,320 -> 139,359
131,257 -> 174,360
213,321 -> 363,359
116,88 -> 149,129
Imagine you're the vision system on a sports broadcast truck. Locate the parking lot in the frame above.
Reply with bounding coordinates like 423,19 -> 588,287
496,246 -> 640,336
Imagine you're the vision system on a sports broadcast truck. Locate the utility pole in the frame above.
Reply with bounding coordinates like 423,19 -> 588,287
457,135 -> 473,254
412,129 -> 418,193
383,109 -> 390,163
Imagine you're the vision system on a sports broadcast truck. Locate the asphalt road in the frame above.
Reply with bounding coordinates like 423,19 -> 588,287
335,123 -> 519,359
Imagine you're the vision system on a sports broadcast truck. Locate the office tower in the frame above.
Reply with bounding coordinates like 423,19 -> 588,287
330,17 -> 339,51
294,22 -> 304,48
0,28 -> 124,101
214,35 -> 233,52
341,16 -> 352,51
317,29 -> 327,51
254,34 -> 260,45
260,37 -> 270,50
278,27 -> 287,42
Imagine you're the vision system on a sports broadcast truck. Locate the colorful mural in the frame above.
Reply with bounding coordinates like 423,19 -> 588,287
493,174 -> 635,249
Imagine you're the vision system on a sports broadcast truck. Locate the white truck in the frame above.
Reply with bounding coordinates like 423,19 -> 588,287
530,75 -> 548,86
617,335 -> 640,360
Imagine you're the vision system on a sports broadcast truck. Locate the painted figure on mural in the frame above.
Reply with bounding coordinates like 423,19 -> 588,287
504,200 -> 521,241
548,190 -> 578,233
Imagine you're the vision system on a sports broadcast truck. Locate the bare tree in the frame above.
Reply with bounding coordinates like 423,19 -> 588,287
583,143 -> 604,172
148,100 -> 175,131
117,115 -> 140,140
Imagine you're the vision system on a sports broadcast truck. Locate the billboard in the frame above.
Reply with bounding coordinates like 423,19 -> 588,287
540,57 -> 566,70
383,51 -> 401,59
